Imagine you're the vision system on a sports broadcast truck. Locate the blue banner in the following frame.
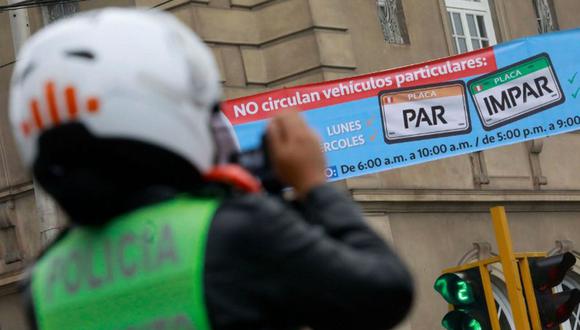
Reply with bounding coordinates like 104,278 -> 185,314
222,29 -> 580,181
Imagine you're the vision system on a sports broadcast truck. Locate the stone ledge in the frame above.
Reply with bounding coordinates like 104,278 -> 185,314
359,201 -> 580,214
201,24 -> 348,47
0,271 -> 24,296
136,0 -> 208,10
230,0 -> 271,9
352,189 -> 580,203
0,183 -> 34,203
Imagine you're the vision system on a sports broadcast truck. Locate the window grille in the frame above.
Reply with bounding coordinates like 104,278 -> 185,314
533,0 -> 558,34
377,0 -> 409,44
45,1 -> 79,23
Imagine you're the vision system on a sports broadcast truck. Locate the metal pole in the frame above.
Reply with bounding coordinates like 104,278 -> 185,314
490,206 -> 531,330
520,257 -> 543,330
479,264 -> 502,330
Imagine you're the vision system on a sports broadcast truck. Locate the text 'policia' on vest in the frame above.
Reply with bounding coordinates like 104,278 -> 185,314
32,197 -> 217,330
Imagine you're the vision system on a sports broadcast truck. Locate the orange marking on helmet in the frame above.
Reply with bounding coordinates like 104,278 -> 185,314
65,86 -> 78,119
45,81 -> 60,125
30,99 -> 44,129
86,98 -> 100,113
21,121 -> 31,137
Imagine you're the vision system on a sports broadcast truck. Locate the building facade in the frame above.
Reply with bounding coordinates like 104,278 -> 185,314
1,0 -> 580,329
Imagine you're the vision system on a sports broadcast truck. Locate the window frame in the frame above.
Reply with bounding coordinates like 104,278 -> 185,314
445,0 -> 497,54
446,0 -> 490,12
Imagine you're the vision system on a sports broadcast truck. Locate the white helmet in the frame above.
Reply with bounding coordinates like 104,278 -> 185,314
9,8 -> 230,174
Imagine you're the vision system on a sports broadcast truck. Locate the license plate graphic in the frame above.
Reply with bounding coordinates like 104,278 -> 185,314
468,53 -> 565,131
378,82 -> 471,144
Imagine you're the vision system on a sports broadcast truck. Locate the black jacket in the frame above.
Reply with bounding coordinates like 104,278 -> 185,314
24,184 -> 413,330
205,184 -> 413,330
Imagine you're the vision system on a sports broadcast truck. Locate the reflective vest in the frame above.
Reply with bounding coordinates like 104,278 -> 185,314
31,196 -> 219,330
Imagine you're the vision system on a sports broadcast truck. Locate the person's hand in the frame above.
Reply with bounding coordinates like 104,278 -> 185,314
266,112 -> 327,198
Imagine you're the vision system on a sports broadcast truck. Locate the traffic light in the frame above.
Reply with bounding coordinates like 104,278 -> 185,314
434,268 -> 492,330
528,252 -> 580,329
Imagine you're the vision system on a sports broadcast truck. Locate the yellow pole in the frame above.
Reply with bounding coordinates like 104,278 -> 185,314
490,206 -> 531,330
520,257 -> 543,330
479,264 -> 501,330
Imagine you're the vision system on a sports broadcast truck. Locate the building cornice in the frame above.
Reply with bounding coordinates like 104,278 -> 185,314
0,270 -> 25,296
351,189 -> 580,213
0,182 -> 34,203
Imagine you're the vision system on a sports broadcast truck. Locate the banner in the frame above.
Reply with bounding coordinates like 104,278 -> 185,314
222,29 -> 580,181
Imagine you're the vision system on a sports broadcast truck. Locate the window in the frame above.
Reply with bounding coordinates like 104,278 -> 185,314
377,0 -> 409,44
445,0 -> 497,54
44,1 -> 79,24
532,0 -> 558,34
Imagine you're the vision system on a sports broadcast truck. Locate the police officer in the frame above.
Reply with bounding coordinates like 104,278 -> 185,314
11,9 -> 414,330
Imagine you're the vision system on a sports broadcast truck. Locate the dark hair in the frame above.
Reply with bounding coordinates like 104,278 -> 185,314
33,123 -> 203,226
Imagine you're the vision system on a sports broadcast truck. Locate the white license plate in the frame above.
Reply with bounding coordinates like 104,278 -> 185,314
468,53 -> 565,130
379,82 -> 471,143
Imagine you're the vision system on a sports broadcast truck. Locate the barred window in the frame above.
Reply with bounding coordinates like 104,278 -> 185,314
44,1 -> 79,24
377,0 -> 409,44
532,0 -> 558,34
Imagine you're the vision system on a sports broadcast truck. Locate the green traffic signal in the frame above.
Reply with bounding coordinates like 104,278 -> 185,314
457,281 -> 473,303
441,310 -> 483,330
467,319 -> 483,330
434,273 -> 476,306
434,269 -> 491,330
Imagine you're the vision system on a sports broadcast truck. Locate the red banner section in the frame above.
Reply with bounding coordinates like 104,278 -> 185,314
222,48 -> 497,125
